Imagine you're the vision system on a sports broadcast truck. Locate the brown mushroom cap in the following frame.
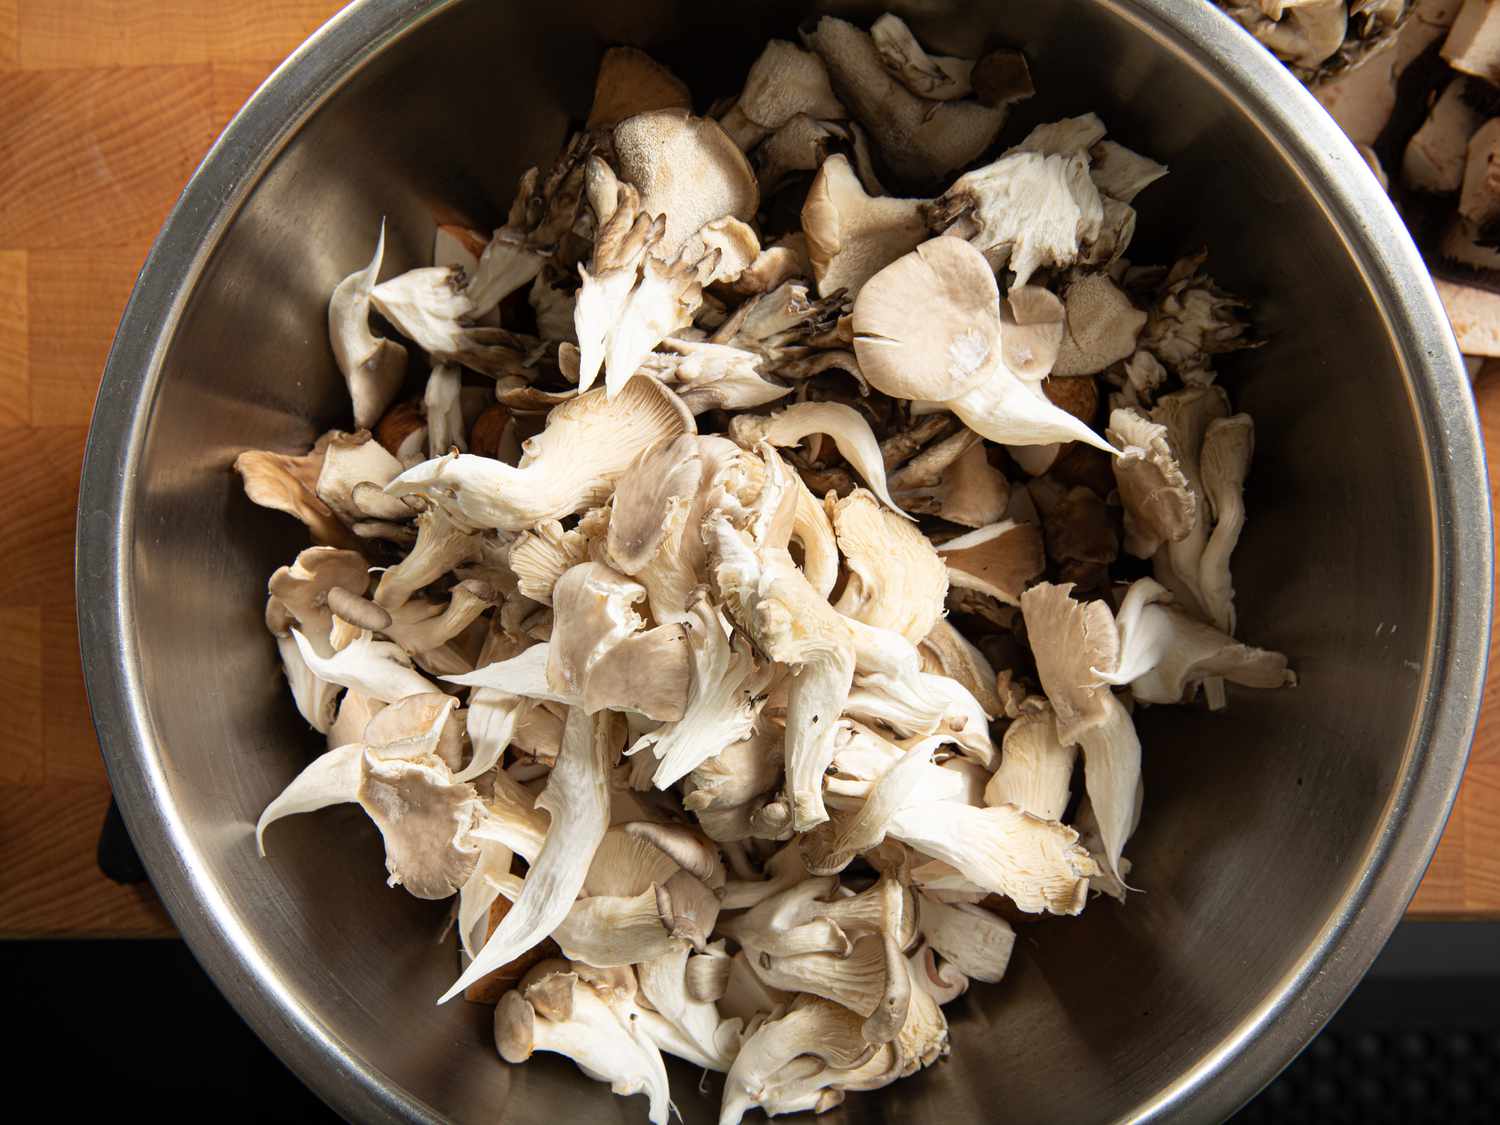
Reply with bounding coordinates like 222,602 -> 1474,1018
852,236 -> 1001,401
936,521 -> 1046,607
587,46 -> 693,130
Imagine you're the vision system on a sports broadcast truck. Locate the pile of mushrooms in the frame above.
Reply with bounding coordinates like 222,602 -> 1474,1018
1230,0 -> 1500,374
243,14 -> 1293,1122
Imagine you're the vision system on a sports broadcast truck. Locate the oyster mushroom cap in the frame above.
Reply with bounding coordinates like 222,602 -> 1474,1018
1002,284 -> 1067,379
727,39 -> 847,142
928,150 -> 1104,286
870,12 -> 974,100
831,488 -> 949,643
852,236 -> 1001,402
629,588 -> 774,789
548,562 -> 691,721
915,894 -> 1015,983
802,154 -> 929,300
372,503 -> 482,609
328,221 -> 408,430
613,110 -> 760,259
235,441 -> 363,552
1107,406 -> 1196,558
983,703 -> 1077,820
1053,272 -> 1147,377
268,546 -> 372,653
315,431 -> 404,527
1089,139 -> 1168,203
917,619 -> 1003,719
357,753 -> 484,899
889,429 -> 1010,529
386,377 -> 695,531
853,238 -> 1117,453
804,15 -> 1006,184
936,520 -> 1046,607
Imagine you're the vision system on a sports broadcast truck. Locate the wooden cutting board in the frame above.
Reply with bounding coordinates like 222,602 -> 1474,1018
0,0 -> 1493,936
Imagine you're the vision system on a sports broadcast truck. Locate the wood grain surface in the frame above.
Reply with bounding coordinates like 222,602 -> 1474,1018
0,0 -> 1493,937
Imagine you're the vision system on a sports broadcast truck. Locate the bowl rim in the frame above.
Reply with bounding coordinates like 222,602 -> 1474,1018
76,1 -> 1492,1121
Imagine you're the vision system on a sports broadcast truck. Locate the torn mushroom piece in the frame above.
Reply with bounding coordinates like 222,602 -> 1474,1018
387,377 -> 695,531
852,238 -> 1119,453
889,429 -> 1010,527
328,222 -> 408,430
802,154 -> 929,300
718,38 -> 848,151
1107,406 -> 1197,559
804,15 -> 1009,183
727,400 -> 908,514
936,520 -> 1046,608
830,488 -> 948,643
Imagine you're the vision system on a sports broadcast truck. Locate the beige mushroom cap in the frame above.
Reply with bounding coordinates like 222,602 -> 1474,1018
936,520 -> 1046,608
852,236 -> 1001,401
1002,285 -> 1066,379
613,111 -> 760,258
1052,273 -> 1147,377
802,154 -> 929,300
831,488 -> 949,644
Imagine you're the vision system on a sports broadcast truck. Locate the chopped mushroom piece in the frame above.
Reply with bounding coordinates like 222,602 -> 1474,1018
831,488 -> 948,642
719,39 -> 848,151
936,520 -> 1046,607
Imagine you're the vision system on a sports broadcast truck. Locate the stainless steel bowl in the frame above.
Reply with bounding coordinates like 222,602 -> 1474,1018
77,1 -> 1491,1121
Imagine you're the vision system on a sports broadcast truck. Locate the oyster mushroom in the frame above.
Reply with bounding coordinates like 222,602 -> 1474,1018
851,238 -> 1117,452
1107,406 -> 1197,559
587,46 -> 692,130
1053,273 -> 1147,377
727,400 -> 908,514
441,708 -> 618,1002
936,520 -> 1047,607
235,438 -> 363,551
801,154 -> 928,299
719,39 -> 848,151
925,149 -> 1104,286
496,968 -> 671,1125
1089,139 -> 1168,202
830,488 -> 948,642
629,588 -> 774,789
386,377 -> 694,531
314,430 -> 404,527
803,16 -> 1008,183
983,703 -> 1076,820
328,222 -> 408,430
917,619 -> 1003,719
869,12 -> 974,100
915,893 -> 1015,982
889,430 -> 1010,528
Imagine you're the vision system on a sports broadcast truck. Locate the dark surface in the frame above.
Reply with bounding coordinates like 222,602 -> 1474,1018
2,923 -> 1494,1122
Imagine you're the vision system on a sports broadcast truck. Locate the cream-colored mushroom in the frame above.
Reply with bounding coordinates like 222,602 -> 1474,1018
1053,273 -> 1147,376
1089,139 -> 1168,202
328,222 -> 407,430
983,703 -> 1076,820
629,588 -> 773,788
727,400 -> 908,514
830,488 -> 948,642
547,562 -> 691,721
926,150 -> 1104,286
869,12 -> 973,100
915,893 -> 1015,982
1107,406 -> 1197,559
387,377 -> 694,531
917,619 -> 1003,719
802,154 -> 928,300
936,520 -> 1046,607
442,709 -> 618,1003
496,967 -> 671,1125
1019,581 -> 1137,880
235,438 -> 363,551
851,238 -> 1117,452
889,430 -> 1010,528
314,430 -> 404,527
372,503 -> 483,608
804,16 -> 1007,183
719,39 -> 847,150
1096,578 -> 1293,706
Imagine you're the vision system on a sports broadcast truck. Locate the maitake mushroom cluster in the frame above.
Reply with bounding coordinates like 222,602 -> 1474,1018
242,15 -> 1292,1123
